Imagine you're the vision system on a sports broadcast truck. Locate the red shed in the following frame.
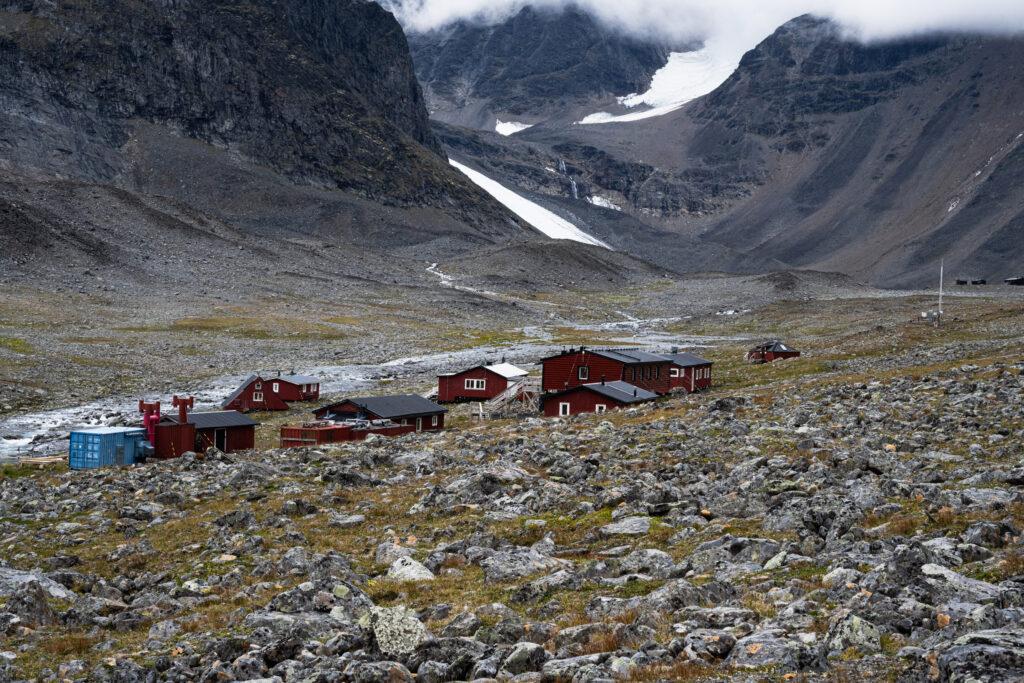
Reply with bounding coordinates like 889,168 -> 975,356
541,347 -> 672,395
269,374 -> 321,402
313,394 -> 446,432
747,341 -> 801,363
438,362 -> 528,402
659,351 -> 714,393
220,375 -> 288,413
541,380 -> 658,417
155,410 -> 259,456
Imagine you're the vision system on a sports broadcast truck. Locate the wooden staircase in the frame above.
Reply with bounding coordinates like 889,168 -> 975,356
475,377 -> 540,419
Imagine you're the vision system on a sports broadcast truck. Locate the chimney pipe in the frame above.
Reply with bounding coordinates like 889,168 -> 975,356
671,346 -> 678,354
633,388 -> 637,397
601,375 -> 605,385
173,395 -> 194,424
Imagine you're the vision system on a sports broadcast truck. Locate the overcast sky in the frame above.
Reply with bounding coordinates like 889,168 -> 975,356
381,0 -> 1024,56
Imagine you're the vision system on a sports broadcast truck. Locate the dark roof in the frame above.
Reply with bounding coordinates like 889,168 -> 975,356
753,341 -> 799,353
547,380 -> 658,405
319,394 -> 447,419
659,352 -> 713,367
163,411 -> 260,429
219,375 -> 260,408
539,347 -> 670,365
277,375 -> 319,385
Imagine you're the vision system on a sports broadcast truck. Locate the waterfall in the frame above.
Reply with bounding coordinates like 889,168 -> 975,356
557,158 -> 578,200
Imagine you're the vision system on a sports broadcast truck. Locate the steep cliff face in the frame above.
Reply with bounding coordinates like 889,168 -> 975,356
405,5 -> 677,128
0,0 -> 476,206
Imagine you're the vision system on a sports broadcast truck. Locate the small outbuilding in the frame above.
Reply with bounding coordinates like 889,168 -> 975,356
314,394 -> 446,432
1005,277 -> 1024,286
747,341 -> 801,363
659,351 -> 714,393
156,410 -> 260,456
270,374 -> 321,402
220,375 -> 288,413
540,347 -> 672,395
437,362 -> 529,402
541,380 -> 658,417
69,427 -> 150,469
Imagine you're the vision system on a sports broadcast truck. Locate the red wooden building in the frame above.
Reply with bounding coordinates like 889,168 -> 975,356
747,341 -> 801,363
541,380 -> 658,417
540,347 -> 672,395
279,421 -> 415,447
155,410 -> 259,457
314,394 -> 446,432
437,362 -> 528,402
270,374 -> 321,402
220,375 -> 288,413
660,351 -> 714,393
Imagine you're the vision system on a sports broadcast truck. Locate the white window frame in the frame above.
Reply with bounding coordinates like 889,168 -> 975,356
559,402 -> 571,416
431,415 -> 438,427
272,382 -> 280,393
416,417 -> 422,432
578,366 -> 589,381
670,368 -> 679,377
254,381 -> 262,390
595,404 -> 607,414
253,391 -> 263,402
465,378 -> 486,390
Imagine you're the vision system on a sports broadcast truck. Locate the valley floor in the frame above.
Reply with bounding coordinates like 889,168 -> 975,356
0,281 -> 1022,681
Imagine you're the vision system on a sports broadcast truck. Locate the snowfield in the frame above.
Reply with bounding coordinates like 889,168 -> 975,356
495,119 -> 534,136
577,46 -> 739,125
449,159 -> 611,249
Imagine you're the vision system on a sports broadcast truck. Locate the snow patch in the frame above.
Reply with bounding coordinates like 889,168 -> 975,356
495,119 -> 533,136
587,196 -> 622,211
576,46 -> 739,125
449,159 -> 610,249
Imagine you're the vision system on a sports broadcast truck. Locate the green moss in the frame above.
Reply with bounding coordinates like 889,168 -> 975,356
0,336 -> 33,354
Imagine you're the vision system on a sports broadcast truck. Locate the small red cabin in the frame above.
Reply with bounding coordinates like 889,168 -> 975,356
270,374 -> 321,402
314,394 -> 446,432
438,362 -> 528,402
155,411 -> 259,456
541,380 -> 658,417
220,375 -> 289,413
541,348 -> 672,395
747,341 -> 801,363
660,352 -> 714,393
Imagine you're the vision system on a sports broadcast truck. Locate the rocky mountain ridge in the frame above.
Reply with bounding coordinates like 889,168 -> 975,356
430,13 -> 1024,286
403,4 -> 679,130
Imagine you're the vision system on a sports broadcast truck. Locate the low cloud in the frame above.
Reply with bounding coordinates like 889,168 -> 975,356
381,0 -> 1024,53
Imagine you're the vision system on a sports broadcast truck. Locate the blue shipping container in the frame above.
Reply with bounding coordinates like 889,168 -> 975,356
68,427 -> 147,470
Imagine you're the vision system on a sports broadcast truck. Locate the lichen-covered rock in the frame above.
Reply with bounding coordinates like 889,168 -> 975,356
363,606 -> 430,658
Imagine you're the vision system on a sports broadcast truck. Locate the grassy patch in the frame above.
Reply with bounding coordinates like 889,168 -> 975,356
0,336 -> 33,353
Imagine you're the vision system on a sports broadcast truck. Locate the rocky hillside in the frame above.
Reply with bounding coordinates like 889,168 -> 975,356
1,319 -> 1024,681
0,0 -> 539,260
402,5 -> 677,130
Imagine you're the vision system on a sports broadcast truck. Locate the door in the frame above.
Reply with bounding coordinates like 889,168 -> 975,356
215,429 -> 226,452
416,417 -> 422,432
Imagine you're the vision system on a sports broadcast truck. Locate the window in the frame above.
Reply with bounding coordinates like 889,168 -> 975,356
670,368 -> 679,377
255,381 -> 262,390
578,366 -> 589,381
431,415 -> 438,427
416,417 -> 422,431
631,367 -> 636,381
595,404 -> 607,414
253,392 -> 263,402
655,366 -> 659,379
465,378 -> 486,390
559,402 -> 571,416
646,366 -> 652,380
272,382 -> 279,393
